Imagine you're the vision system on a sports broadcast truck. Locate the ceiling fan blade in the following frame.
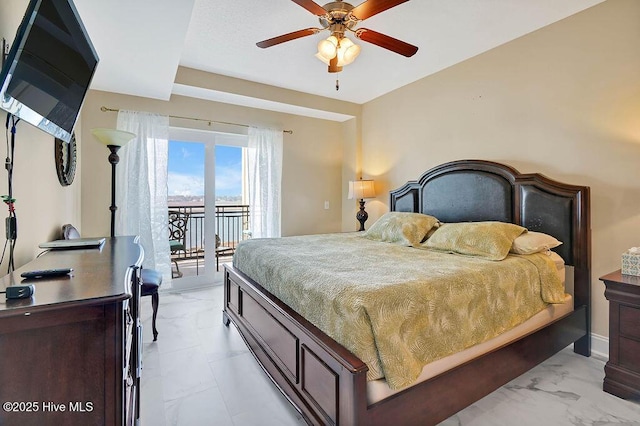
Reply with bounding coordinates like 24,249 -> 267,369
256,28 -> 320,48
350,0 -> 409,20
291,0 -> 327,16
355,28 -> 418,57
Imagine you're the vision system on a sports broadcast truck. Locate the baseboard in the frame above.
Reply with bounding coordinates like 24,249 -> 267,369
591,333 -> 609,360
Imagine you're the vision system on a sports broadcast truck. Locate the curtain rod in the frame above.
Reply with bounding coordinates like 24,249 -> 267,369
100,106 -> 293,134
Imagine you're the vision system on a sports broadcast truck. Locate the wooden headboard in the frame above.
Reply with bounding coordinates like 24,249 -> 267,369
390,159 -> 592,354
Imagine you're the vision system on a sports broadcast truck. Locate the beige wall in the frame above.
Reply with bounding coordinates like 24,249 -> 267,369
3,0 -> 631,341
358,0 -> 640,338
341,118 -> 362,231
80,86 -> 354,239
0,0 -> 82,271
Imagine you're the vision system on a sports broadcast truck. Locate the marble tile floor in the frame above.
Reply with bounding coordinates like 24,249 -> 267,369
139,284 -> 640,426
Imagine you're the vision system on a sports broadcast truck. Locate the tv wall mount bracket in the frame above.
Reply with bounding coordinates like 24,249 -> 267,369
1,38 -> 7,68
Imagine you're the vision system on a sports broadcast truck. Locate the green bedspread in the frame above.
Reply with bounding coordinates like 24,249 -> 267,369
233,233 -> 565,390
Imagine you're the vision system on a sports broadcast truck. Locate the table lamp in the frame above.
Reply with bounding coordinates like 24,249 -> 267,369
348,179 -> 376,231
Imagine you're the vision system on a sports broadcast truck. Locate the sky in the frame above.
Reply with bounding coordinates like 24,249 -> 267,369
167,141 -> 242,197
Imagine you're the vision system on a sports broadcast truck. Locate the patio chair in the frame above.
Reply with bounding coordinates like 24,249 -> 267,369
168,211 -> 189,278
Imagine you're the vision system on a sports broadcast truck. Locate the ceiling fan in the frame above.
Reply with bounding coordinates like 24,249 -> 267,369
256,0 -> 418,75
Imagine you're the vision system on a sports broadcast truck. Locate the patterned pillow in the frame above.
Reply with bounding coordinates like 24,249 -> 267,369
424,221 -> 526,260
510,231 -> 562,255
364,212 -> 440,247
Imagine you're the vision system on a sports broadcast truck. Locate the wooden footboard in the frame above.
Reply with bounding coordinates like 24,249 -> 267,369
223,264 -> 588,426
223,265 -> 368,425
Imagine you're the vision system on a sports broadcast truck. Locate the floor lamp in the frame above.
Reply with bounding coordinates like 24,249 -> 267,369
91,128 -> 136,237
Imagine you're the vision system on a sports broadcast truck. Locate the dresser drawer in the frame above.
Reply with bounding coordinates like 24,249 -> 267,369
619,305 -> 640,341
619,336 -> 640,373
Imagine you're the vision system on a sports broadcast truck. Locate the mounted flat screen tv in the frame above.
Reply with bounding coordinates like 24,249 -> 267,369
0,0 -> 98,143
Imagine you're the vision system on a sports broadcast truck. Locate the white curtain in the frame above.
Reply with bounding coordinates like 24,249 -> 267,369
116,110 -> 171,281
247,127 -> 283,238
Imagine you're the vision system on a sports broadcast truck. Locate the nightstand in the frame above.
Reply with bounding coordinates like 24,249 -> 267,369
600,270 -> 640,400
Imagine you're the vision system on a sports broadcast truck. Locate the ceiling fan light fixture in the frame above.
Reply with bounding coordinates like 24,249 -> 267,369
333,36 -> 360,67
339,36 -> 354,49
257,0 -> 418,80
317,35 -> 338,60
345,44 -> 361,64
314,51 -> 330,65
340,41 -> 360,65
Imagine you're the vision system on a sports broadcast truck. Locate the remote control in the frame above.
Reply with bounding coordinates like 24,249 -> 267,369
20,268 -> 73,279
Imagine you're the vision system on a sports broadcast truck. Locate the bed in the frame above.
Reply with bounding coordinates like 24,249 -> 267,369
222,159 -> 591,425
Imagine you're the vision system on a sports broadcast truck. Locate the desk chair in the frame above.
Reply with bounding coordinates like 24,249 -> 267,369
139,269 -> 162,341
62,224 -> 163,341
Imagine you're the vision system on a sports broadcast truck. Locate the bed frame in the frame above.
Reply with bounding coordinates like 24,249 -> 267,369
222,159 -> 591,425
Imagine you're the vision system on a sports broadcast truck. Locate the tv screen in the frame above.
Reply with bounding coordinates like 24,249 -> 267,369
0,0 -> 98,143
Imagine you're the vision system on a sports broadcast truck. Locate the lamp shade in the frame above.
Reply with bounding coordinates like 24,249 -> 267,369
91,128 -> 136,147
314,52 -> 331,65
336,36 -> 360,66
348,179 -> 376,199
317,35 -> 338,61
341,43 -> 361,65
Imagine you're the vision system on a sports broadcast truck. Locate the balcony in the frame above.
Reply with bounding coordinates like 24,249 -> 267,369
168,204 -> 250,277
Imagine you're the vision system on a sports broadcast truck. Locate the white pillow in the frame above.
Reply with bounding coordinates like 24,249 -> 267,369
510,231 -> 562,255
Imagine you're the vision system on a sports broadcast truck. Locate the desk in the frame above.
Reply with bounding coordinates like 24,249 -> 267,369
0,236 -> 143,426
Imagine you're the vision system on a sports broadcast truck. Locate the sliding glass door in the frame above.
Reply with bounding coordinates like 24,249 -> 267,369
168,127 -> 247,289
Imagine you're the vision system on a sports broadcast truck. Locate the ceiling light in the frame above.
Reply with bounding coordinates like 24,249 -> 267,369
315,34 -> 360,73
337,37 -> 360,66
317,35 -> 338,61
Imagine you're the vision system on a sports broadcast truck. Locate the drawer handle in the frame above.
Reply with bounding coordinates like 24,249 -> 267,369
137,326 -> 143,378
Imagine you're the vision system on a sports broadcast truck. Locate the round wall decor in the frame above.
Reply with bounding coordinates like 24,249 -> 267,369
55,132 -> 77,186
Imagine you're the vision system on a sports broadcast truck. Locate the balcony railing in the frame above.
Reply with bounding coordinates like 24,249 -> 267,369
168,204 -> 250,263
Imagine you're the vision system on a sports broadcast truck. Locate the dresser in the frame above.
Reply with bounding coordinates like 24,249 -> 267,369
0,236 -> 143,426
600,270 -> 640,400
